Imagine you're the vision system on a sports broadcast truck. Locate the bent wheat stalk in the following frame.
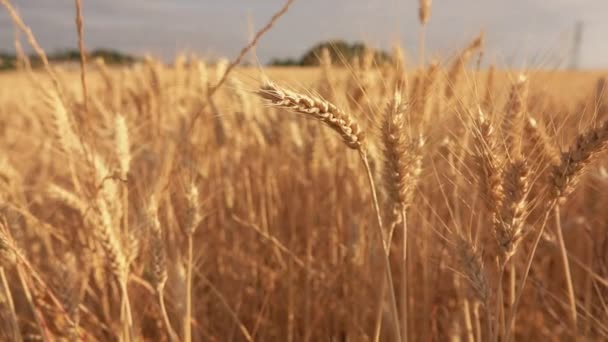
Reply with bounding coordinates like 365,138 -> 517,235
257,81 -> 401,342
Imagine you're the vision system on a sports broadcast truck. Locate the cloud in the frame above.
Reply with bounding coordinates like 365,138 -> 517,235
0,0 -> 605,68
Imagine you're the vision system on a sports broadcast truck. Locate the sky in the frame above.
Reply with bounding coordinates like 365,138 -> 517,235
0,0 -> 606,69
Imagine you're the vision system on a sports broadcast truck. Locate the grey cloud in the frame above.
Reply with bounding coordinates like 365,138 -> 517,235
0,0 -> 605,68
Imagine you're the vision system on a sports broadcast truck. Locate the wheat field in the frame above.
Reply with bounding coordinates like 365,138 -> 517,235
0,1 -> 608,341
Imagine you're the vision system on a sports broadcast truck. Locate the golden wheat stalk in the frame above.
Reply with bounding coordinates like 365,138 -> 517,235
381,91 -> 424,342
257,80 -> 401,342
74,0 -> 88,114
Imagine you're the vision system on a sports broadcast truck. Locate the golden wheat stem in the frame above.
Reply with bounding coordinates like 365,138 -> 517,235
504,206 -> 553,342
400,208 -> 409,342
554,204 -> 578,336
0,268 -> 22,342
473,303 -> 482,342
184,233 -> 194,342
74,0 -> 88,113
121,282 -> 134,342
495,261 -> 505,342
17,266 -> 50,342
373,281 -> 387,342
360,150 -> 402,342
508,263 -> 516,336
158,289 -> 179,341
463,298 -> 475,342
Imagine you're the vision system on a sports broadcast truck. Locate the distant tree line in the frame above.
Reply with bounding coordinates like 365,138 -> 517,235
0,49 -> 138,70
0,41 -> 390,70
268,40 -> 391,66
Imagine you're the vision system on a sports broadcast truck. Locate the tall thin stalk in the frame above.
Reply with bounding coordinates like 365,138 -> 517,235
554,204 -> 578,337
184,234 -> 194,342
158,286 -> 178,341
400,208 -> 409,342
184,183 -> 201,342
360,150 -> 402,342
504,207 -> 553,342
1,268 -> 22,342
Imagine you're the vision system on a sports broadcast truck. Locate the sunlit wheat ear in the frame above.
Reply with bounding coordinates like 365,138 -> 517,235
525,117 -> 560,166
419,0 -> 432,25
391,45 -> 407,90
47,184 -> 87,214
215,58 -> 229,84
495,158 -> 529,260
95,198 -> 128,284
501,74 -> 528,157
415,60 -> 439,117
482,65 -> 495,111
229,77 -> 252,120
55,252 -> 81,339
258,81 -> 365,150
92,153 -> 119,214
551,119 -> 608,201
381,91 -> 424,209
185,183 -> 202,235
392,44 -> 405,67
125,225 -> 142,266
0,224 -> 17,266
445,33 -> 484,99
114,114 -> 131,180
0,156 -> 19,186
454,234 -> 489,305
471,109 -> 503,212
194,59 -> 208,93
44,87 -> 80,154
147,197 -> 167,290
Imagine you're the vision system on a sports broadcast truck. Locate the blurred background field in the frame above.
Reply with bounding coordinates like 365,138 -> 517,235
0,1 -> 608,341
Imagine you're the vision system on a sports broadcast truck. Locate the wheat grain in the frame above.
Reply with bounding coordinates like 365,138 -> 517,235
551,119 -> 608,200
494,158 -> 529,260
258,81 -> 365,150
419,0 -> 432,25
